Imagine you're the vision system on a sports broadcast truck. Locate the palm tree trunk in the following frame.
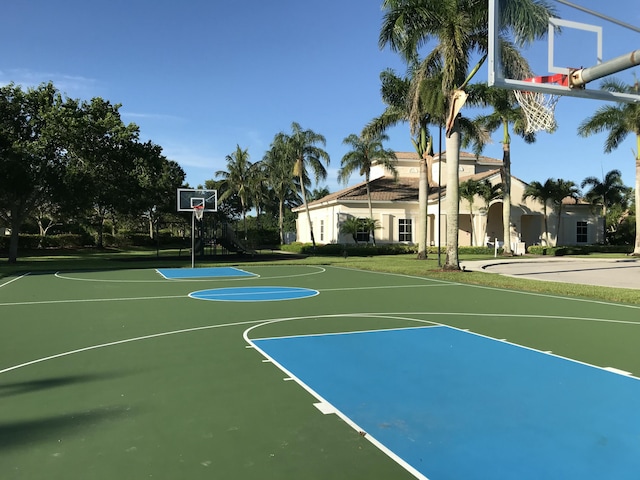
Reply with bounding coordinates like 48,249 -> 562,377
278,197 -> 285,244
444,123 -> 461,270
417,158 -> 428,259
634,153 -> 640,255
501,143 -> 513,255
299,174 -> 316,248
469,201 -> 474,246
543,205 -> 550,247
366,174 -> 376,246
555,206 -> 563,247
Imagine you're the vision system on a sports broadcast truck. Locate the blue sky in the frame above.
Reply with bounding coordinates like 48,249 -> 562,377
2,1 -> 639,197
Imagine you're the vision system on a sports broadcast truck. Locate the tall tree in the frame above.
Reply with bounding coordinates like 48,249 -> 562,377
61,97 -> 141,248
581,169 -> 630,244
0,82 -> 66,263
577,78 -> 640,255
522,179 -> 555,246
550,178 -> 581,246
458,178 -> 500,246
275,122 -> 330,249
472,84 -> 536,254
365,67 -> 445,259
263,136 -> 299,244
459,179 -> 480,246
216,145 -> 252,240
523,178 -> 579,247
339,132 -> 398,245
379,0 -> 554,269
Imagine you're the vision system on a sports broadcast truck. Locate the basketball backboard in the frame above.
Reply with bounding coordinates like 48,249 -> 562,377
488,0 -> 640,104
176,188 -> 217,212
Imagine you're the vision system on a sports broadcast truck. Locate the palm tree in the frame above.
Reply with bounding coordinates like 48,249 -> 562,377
522,179 -> 555,246
215,145 -> 252,240
523,178 -> 580,246
379,0 -> 554,269
459,178 -> 500,246
339,132 -> 398,246
577,78 -> 640,255
550,179 -> 581,246
308,186 -> 330,202
581,169 -> 630,244
247,161 -> 267,230
364,67 -> 443,259
263,136 -> 298,244
459,179 -> 482,246
275,122 -> 330,249
478,179 -> 502,245
473,84 -> 536,255
340,217 -> 364,244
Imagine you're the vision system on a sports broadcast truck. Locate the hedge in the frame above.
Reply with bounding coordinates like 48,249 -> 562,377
0,234 -> 92,250
280,243 -> 498,256
527,244 -> 633,256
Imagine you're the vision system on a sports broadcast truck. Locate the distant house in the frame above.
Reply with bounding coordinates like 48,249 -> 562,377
293,151 -> 602,250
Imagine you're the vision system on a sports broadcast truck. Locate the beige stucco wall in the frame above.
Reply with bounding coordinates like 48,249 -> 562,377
295,155 -> 601,248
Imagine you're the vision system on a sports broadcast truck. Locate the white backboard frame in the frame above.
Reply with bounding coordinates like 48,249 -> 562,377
488,0 -> 640,104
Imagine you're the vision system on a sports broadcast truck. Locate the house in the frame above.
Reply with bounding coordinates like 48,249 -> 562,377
293,151 -> 602,250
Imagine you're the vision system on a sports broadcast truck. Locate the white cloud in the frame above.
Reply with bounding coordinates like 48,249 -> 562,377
0,69 -> 99,97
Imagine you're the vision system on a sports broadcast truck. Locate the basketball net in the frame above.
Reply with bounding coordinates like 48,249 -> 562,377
514,74 -> 568,134
193,205 -> 204,221
514,90 -> 559,134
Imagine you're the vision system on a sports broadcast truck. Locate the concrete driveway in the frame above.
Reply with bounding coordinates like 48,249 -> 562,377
459,257 -> 640,290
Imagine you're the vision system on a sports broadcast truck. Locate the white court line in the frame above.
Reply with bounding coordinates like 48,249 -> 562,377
0,283 -> 440,307
0,272 -> 30,288
0,318 -> 267,375
54,265 -> 327,283
328,265 -> 640,310
155,266 -> 259,280
0,294 -> 186,307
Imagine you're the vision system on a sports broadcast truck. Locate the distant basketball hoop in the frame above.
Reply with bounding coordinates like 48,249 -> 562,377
193,204 -> 204,221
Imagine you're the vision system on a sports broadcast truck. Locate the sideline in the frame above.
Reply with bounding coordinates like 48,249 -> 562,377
0,272 -> 29,289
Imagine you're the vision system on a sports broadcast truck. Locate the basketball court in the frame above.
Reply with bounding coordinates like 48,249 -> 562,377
1,2 -> 639,479
2,264 -> 640,479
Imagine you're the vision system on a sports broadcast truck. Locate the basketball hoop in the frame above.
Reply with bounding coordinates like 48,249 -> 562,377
193,205 -> 204,221
514,74 -> 568,134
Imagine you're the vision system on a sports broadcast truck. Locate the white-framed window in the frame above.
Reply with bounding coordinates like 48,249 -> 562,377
356,218 -> 370,243
576,221 -> 588,243
320,220 -> 324,242
399,219 -> 412,242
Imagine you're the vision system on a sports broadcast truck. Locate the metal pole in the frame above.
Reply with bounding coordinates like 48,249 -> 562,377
570,50 -> 640,87
191,211 -> 195,269
437,125 -> 442,267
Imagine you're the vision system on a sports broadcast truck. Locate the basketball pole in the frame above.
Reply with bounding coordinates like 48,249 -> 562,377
569,50 -> 640,88
191,210 -> 195,269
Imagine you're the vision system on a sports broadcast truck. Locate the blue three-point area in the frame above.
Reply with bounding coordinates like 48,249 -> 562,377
252,325 -> 640,480
190,286 -> 318,302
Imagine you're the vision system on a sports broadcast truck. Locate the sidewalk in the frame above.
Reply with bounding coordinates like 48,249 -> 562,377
459,256 -> 640,290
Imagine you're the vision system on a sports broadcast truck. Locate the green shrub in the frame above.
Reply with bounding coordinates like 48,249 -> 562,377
527,244 -> 633,256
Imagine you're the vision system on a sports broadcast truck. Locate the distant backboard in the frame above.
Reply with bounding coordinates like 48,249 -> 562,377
488,0 -> 640,104
177,188 -> 217,212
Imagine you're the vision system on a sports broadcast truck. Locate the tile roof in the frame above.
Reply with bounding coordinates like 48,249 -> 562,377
302,169 -> 503,209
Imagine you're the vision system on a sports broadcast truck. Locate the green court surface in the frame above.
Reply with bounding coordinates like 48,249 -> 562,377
1,264 -> 639,479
